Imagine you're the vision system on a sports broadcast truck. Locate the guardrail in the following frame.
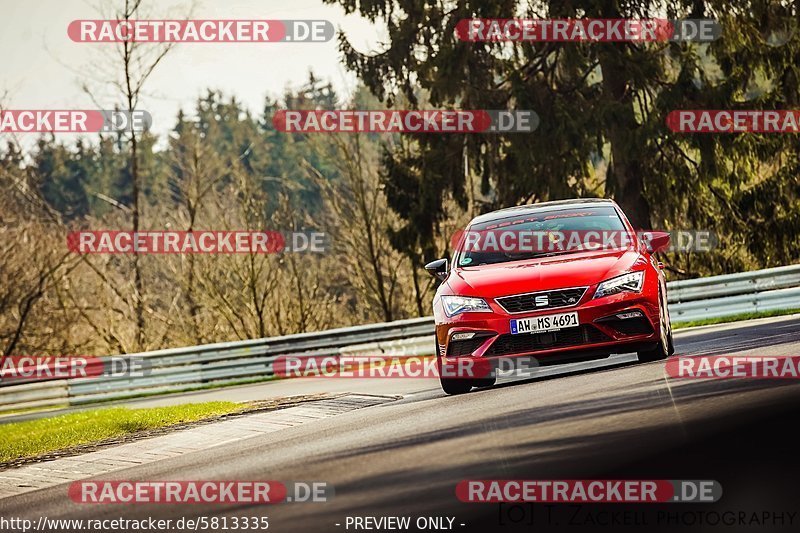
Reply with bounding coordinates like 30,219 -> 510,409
666,264 -> 800,322
1,264 -> 798,413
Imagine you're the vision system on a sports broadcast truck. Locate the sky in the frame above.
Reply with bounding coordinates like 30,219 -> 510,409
0,0 -> 386,145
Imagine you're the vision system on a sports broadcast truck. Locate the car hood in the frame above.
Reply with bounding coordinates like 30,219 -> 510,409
445,249 -> 646,298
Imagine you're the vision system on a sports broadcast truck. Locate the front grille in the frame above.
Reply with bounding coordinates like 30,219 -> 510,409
447,334 -> 492,357
496,287 -> 587,313
485,325 -> 610,357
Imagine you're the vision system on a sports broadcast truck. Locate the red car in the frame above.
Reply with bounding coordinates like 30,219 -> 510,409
425,198 -> 674,395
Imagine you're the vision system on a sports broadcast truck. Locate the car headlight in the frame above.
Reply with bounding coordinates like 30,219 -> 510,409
593,271 -> 644,299
441,295 -> 492,317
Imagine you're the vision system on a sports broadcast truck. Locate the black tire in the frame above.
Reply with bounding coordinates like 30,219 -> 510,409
665,308 -> 675,356
440,377 -> 474,395
638,341 -> 668,362
436,340 -> 474,395
638,289 -> 671,362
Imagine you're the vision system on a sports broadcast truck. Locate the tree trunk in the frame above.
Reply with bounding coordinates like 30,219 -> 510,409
130,130 -> 145,349
597,41 -> 652,230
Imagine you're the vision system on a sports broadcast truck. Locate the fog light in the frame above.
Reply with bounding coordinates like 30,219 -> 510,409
451,332 -> 476,341
616,311 -> 644,320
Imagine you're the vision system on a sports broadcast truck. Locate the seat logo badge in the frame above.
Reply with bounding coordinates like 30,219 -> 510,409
535,295 -> 549,306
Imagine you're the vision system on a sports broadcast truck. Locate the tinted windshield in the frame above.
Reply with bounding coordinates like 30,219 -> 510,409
454,206 -> 629,267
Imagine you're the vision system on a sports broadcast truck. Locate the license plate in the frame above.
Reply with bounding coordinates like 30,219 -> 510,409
510,312 -> 579,335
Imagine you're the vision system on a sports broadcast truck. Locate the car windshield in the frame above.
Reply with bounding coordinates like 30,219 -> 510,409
454,206 -> 629,267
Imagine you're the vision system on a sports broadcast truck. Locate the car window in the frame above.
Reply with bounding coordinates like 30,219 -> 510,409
455,206 -> 629,267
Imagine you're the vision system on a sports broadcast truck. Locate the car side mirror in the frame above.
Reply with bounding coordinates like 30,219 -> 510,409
644,232 -> 671,254
424,258 -> 448,281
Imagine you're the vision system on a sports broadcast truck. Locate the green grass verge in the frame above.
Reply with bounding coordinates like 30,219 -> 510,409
673,308 -> 800,330
0,401 -> 245,463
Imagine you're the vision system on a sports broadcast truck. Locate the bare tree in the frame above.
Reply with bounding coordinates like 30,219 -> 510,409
81,0 -> 180,350
304,132 -> 417,322
162,118 -> 229,343
0,138 -> 81,356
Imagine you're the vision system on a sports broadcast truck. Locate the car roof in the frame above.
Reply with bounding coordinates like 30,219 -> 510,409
469,198 -> 618,225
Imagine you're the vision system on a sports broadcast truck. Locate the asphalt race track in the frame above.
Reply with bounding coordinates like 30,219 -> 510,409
2,315 -> 800,532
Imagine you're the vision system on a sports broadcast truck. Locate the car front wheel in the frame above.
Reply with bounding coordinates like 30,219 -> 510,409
638,290 -> 672,362
440,376 -> 473,395
436,342 -> 474,394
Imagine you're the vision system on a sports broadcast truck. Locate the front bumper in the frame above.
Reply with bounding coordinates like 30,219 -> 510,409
436,289 -> 661,364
